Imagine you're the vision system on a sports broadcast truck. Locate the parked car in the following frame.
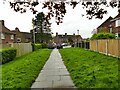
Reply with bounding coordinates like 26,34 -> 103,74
48,43 -> 56,49
56,44 -> 63,49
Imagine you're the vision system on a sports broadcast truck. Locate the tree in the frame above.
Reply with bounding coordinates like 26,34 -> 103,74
32,12 -> 51,33
5,0 -> 120,25
35,33 -> 52,43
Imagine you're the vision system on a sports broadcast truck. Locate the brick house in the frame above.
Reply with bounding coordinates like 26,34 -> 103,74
96,16 -> 113,33
54,32 -> 82,45
110,13 -> 120,37
95,14 -> 120,37
12,27 -> 32,43
0,20 -> 15,46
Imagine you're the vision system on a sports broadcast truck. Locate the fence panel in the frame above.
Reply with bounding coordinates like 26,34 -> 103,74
90,39 -> 120,58
98,40 -> 106,54
108,39 -> 120,57
12,43 -> 32,57
90,40 -> 97,51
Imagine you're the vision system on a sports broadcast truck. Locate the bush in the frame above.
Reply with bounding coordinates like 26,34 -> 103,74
41,43 -> 48,48
91,33 -> 116,39
0,48 -> 16,64
32,44 -> 42,51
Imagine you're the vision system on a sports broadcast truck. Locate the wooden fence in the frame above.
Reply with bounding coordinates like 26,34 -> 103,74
11,43 -> 32,57
90,39 -> 120,58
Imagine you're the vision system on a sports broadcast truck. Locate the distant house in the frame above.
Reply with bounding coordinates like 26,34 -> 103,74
54,32 -> 82,45
0,20 -> 15,46
95,14 -> 120,37
12,27 -> 32,43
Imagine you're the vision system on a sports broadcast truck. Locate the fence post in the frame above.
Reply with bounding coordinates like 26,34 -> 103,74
106,40 -> 108,55
96,40 -> 98,52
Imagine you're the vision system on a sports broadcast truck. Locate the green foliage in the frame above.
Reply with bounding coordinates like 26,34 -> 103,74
32,43 -> 42,51
91,33 -> 116,39
41,43 -> 48,48
32,12 -> 51,33
35,33 -> 52,43
2,49 -> 52,88
0,48 -> 17,64
59,48 -> 118,88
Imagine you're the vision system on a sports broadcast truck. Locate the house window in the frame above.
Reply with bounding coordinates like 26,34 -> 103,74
109,28 -> 112,33
17,38 -> 21,43
115,19 -> 120,27
11,35 -> 14,40
115,33 -> 120,37
1,33 -> 5,39
118,33 -> 120,37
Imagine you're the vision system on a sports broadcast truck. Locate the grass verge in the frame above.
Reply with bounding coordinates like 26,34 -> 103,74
2,49 -> 52,88
59,48 -> 118,88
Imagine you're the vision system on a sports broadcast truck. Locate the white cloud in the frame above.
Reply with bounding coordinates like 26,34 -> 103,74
0,1 -> 119,38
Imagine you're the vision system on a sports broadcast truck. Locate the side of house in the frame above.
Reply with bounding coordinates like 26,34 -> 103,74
95,14 -> 120,38
0,20 -> 15,48
12,27 -> 32,43
97,16 -> 113,33
0,20 -> 32,48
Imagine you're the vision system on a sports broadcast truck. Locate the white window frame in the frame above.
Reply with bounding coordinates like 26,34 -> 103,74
1,33 -> 5,39
17,38 -> 21,43
115,19 -> 120,27
11,35 -> 14,40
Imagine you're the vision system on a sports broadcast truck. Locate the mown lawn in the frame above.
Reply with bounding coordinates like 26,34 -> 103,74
2,49 -> 52,88
59,48 -> 118,88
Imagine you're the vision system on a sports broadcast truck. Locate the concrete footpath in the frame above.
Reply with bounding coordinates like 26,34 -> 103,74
31,49 -> 76,89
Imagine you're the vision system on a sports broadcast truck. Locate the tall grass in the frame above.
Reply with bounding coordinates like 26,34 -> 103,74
2,49 -> 52,88
59,48 -> 118,88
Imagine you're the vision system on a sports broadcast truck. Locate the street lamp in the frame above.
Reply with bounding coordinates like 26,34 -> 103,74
33,27 -> 37,44
77,30 -> 79,47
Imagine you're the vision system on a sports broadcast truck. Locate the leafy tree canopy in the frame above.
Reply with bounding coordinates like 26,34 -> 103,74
4,0 -> 120,25
91,33 -> 116,39
32,12 -> 51,33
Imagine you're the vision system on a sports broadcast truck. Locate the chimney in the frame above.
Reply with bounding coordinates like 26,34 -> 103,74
65,33 -> 67,36
56,32 -> 58,36
0,20 -> 4,26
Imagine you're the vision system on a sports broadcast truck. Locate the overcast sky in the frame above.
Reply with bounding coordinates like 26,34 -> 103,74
0,0 -> 119,38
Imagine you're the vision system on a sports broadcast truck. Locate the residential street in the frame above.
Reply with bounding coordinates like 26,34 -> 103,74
31,49 -> 76,89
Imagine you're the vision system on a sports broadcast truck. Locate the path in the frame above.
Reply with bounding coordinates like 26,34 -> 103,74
31,49 -> 76,89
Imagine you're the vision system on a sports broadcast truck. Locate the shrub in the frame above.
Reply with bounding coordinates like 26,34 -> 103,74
91,33 -> 116,39
41,43 -> 48,48
0,48 -> 16,64
32,43 -> 42,51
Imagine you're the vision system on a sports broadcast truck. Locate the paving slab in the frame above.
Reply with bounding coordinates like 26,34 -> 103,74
31,49 -> 75,89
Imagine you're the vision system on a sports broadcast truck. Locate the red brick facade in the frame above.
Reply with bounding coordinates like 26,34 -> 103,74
0,20 -> 15,45
96,14 -> 120,37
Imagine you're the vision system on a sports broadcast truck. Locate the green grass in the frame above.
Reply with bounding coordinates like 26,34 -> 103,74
59,48 -> 118,88
2,49 -> 52,88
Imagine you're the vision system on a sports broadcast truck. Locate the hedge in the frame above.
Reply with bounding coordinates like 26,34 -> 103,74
0,48 -> 17,64
91,33 -> 116,39
32,44 -> 42,51
41,43 -> 48,48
